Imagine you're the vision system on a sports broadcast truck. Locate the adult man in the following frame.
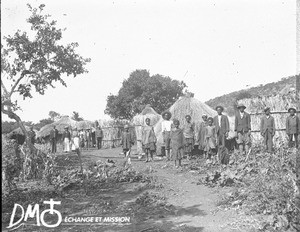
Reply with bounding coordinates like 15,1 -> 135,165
234,104 -> 251,155
286,107 -> 299,148
260,107 -> 275,153
213,106 -> 230,147
96,126 -> 103,149
50,125 -> 58,153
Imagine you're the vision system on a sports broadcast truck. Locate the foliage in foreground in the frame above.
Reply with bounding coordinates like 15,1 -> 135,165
194,145 -> 299,231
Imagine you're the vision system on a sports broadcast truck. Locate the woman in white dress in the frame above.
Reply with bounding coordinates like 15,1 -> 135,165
71,127 -> 83,172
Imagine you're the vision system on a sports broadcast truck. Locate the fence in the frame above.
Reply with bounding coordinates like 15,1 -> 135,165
249,110 -> 300,145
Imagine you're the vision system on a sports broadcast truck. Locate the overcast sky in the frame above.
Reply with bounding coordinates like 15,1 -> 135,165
1,0 -> 297,123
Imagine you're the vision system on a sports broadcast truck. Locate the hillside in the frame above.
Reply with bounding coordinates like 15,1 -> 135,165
205,75 -> 296,116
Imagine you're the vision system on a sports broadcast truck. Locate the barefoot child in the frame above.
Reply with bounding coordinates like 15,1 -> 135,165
161,111 -> 173,161
121,125 -> 135,167
204,117 -> 217,160
171,119 -> 184,168
142,118 -> 157,162
183,115 -> 195,160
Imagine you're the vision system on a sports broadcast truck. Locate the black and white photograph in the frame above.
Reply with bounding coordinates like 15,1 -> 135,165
1,0 -> 300,231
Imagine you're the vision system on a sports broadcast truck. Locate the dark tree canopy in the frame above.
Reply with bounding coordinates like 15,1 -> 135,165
1,4 -> 90,145
48,111 -> 61,121
105,69 -> 187,120
72,111 -> 84,121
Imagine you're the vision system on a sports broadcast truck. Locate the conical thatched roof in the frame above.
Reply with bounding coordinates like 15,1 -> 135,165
36,116 -> 77,138
132,105 -> 161,126
8,125 -> 38,137
154,96 -> 217,151
76,120 -> 95,130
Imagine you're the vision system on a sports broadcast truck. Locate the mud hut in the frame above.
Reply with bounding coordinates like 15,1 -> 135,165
154,95 -> 217,154
132,105 -> 161,154
8,125 -> 38,145
36,116 -> 77,140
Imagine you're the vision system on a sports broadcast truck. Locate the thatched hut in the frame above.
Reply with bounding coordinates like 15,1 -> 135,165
132,105 -> 161,154
76,120 -> 95,130
238,91 -> 298,145
154,95 -> 217,154
8,125 -> 38,145
36,116 -> 77,140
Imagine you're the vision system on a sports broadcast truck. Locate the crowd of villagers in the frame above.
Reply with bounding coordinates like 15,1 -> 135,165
29,104 -> 299,169
120,104 -> 300,168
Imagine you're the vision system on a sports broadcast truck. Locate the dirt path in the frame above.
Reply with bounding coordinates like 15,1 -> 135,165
79,146 -> 246,232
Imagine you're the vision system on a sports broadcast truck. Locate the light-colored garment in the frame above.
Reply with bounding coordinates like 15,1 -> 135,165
64,138 -> 70,152
218,115 -> 222,127
204,125 -> 217,151
161,120 -> 173,132
71,131 -> 80,150
198,121 -> 208,150
142,126 -> 157,145
240,112 -> 244,118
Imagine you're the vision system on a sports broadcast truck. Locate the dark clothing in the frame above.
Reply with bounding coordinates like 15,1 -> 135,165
260,116 -> 275,135
171,128 -> 184,160
97,137 -> 102,149
213,114 -> 230,147
121,131 -> 134,150
95,128 -> 103,138
286,115 -> 300,135
260,115 -> 275,152
50,129 -> 58,153
62,130 -> 71,140
235,112 -> 251,132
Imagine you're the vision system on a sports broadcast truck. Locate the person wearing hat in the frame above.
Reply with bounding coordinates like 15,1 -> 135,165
213,106 -> 230,148
161,111 -> 173,161
286,107 -> 299,148
235,104 -> 251,155
260,107 -> 276,152
62,126 -> 71,153
50,125 -> 58,153
198,114 -> 209,155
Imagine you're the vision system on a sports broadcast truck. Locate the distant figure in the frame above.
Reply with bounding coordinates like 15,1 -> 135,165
161,111 -> 173,161
28,126 -> 36,145
91,127 -> 96,147
235,104 -> 251,155
71,128 -> 83,171
260,107 -> 275,153
142,118 -> 157,162
121,125 -> 134,156
170,119 -> 184,168
49,125 -> 58,153
79,129 -> 85,148
213,106 -> 230,147
204,117 -> 217,160
183,115 -> 195,160
198,114 -> 208,155
286,107 -> 299,148
85,128 -> 92,150
96,126 -> 103,149
62,126 -> 71,153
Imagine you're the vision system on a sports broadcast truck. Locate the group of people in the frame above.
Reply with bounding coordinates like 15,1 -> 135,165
120,104 -> 299,168
49,125 -> 104,154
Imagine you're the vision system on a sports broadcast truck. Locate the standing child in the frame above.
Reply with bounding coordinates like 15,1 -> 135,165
286,107 -> 299,148
121,125 -> 135,166
171,119 -> 184,168
183,115 -> 195,160
142,118 -> 157,162
161,111 -> 173,161
204,117 -> 217,160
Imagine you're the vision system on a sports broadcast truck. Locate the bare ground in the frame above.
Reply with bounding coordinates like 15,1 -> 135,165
2,146 -> 255,232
